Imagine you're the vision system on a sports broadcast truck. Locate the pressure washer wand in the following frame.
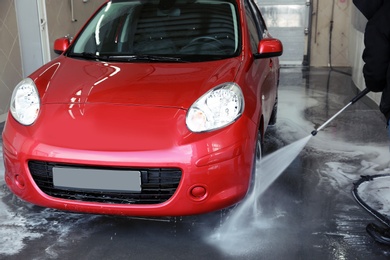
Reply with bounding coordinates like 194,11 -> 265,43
311,88 -> 370,136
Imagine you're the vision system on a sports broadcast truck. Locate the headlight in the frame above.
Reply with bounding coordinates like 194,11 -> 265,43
10,78 -> 40,125
186,82 -> 244,132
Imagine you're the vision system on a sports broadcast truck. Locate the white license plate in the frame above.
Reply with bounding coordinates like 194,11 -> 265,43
53,167 -> 141,192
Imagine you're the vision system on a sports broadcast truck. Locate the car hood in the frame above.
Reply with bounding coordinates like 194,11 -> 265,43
33,56 -> 242,109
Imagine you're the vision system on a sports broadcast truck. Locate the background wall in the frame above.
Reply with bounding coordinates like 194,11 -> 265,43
0,0 -> 105,122
259,0 -> 353,68
0,0 -> 22,121
310,0 -> 351,67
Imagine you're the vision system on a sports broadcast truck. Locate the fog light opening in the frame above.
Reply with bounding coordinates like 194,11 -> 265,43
15,174 -> 26,189
190,185 -> 207,201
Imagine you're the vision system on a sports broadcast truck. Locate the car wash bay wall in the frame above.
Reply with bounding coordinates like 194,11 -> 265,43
260,0 -> 352,67
0,0 -> 105,122
309,0 -> 351,67
0,0 -> 21,122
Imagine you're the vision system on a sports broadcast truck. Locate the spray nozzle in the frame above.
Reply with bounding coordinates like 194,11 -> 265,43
311,130 -> 317,136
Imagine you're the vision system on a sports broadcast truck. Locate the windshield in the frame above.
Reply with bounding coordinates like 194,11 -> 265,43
69,0 -> 240,62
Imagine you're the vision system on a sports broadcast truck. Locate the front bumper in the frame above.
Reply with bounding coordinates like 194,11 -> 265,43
2,109 -> 257,216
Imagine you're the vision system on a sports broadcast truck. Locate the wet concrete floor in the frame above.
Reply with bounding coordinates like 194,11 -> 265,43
1,67 -> 390,259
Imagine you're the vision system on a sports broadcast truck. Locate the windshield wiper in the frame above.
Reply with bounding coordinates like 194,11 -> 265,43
68,53 -> 186,63
68,52 -> 111,61
109,54 -> 186,63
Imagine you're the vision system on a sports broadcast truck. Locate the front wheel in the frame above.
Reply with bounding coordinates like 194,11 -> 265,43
248,130 -> 263,195
269,94 -> 278,125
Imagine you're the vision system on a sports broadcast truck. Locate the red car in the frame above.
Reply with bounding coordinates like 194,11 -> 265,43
2,0 -> 282,216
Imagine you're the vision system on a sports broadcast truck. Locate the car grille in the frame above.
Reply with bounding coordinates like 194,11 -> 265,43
28,160 -> 182,204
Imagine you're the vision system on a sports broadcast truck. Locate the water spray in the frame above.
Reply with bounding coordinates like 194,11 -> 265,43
209,87 -> 371,254
311,88 -> 370,136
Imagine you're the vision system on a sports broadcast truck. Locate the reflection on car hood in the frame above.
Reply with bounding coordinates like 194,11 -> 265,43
33,56 -> 242,109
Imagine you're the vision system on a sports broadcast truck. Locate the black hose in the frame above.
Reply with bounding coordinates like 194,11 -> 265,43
353,174 -> 390,227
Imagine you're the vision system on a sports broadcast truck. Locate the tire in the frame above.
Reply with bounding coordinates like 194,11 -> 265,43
269,94 -> 278,125
248,130 -> 263,194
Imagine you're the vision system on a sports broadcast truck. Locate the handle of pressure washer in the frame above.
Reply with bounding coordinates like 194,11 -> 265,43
311,88 -> 370,136
350,88 -> 370,104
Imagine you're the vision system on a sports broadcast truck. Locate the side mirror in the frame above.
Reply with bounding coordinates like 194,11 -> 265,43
54,37 -> 71,55
254,38 -> 283,59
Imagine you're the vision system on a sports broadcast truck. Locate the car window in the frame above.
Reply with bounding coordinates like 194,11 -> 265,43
70,0 -> 241,62
244,2 -> 260,52
248,0 -> 266,36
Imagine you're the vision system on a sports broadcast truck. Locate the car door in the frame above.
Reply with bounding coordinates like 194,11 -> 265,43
244,0 -> 278,128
